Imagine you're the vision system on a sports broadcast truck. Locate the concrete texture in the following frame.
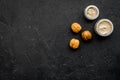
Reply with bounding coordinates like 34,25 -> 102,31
0,0 -> 120,80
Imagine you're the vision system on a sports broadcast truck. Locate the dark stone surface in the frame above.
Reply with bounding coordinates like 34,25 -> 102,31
0,0 -> 120,80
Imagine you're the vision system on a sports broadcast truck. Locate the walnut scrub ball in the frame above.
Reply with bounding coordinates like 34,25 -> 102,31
81,30 -> 92,41
69,38 -> 80,49
71,22 -> 82,33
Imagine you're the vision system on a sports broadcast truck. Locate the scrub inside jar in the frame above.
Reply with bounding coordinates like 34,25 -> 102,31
87,7 -> 97,18
97,21 -> 112,35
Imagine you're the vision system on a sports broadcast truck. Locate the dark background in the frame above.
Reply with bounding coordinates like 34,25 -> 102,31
0,0 -> 120,80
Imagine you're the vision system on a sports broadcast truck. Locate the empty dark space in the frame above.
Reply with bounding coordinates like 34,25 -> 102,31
0,0 -> 120,80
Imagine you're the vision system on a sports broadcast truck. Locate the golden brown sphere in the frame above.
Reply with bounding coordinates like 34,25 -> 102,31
69,38 -> 80,49
71,22 -> 82,33
81,30 -> 92,41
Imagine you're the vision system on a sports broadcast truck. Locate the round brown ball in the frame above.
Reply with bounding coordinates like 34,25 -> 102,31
81,30 -> 92,41
71,22 -> 82,33
69,38 -> 80,49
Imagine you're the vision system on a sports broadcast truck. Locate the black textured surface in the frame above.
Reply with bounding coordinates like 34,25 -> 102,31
0,0 -> 120,80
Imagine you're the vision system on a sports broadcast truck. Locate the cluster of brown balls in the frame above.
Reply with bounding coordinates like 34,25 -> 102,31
69,22 -> 92,49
